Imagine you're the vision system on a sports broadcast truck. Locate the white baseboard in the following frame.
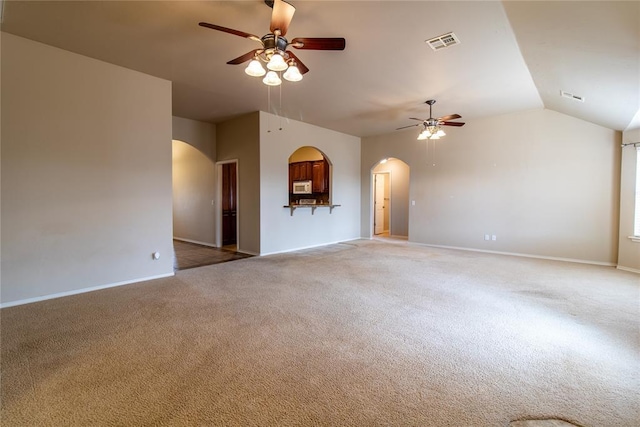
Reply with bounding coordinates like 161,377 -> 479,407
410,243 -> 617,267
0,272 -> 175,309
173,237 -> 217,248
616,266 -> 640,274
260,237 -> 361,256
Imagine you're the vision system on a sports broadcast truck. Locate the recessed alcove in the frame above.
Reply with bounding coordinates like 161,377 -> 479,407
288,146 -> 332,207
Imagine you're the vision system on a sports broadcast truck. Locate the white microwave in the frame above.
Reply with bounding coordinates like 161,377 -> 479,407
292,180 -> 312,194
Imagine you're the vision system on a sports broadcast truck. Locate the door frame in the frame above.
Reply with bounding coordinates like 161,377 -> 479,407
372,171 -> 391,236
216,159 -> 239,249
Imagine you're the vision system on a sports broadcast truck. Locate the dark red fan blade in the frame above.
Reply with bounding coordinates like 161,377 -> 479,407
291,38 -> 346,50
396,124 -> 421,130
227,50 -> 262,65
286,51 -> 309,74
199,22 -> 261,42
438,114 -> 462,121
440,121 -> 465,127
270,0 -> 296,36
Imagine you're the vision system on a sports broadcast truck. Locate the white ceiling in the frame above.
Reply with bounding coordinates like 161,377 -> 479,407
2,1 -> 638,137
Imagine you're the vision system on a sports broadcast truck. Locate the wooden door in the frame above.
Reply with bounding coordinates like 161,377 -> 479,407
222,163 -> 237,246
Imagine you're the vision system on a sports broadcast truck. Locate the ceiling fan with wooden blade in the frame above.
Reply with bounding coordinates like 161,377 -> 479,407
397,100 -> 465,139
198,0 -> 345,81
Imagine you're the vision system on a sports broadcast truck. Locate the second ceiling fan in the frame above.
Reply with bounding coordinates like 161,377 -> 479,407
199,0 -> 346,85
397,100 -> 465,140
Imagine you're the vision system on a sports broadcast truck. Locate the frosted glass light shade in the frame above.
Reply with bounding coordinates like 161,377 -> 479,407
267,53 -> 288,71
436,128 -> 446,137
283,65 -> 303,82
245,59 -> 266,77
429,134 -> 440,140
263,71 -> 282,86
417,130 -> 429,140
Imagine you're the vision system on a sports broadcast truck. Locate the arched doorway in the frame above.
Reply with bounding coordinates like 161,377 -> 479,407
371,157 -> 410,239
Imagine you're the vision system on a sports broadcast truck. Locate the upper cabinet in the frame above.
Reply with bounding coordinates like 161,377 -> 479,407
289,161 -> 313,184
312,159 -> 329,193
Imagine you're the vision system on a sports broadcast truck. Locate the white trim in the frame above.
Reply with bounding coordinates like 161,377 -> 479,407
173,237 -> 217,248
627,236 -> 640,243
413,243 -> 616,267
616,265 -> 640,274
259,237 -> 361,256
0,273 -> 175,309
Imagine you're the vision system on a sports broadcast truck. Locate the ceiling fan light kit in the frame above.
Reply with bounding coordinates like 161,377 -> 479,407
397,99 -> 465,140
245,59 -> 267,77
199,0 -> 345,87
266,52 -> 288,71
282,63 -> 303,82
263,70 -> 282,86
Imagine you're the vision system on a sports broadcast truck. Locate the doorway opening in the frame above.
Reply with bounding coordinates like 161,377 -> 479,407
373,172 -> 390,236
371,157 -> 410,240
216,160 -> 239,251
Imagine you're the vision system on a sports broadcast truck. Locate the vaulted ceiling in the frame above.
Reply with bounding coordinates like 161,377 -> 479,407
2,1 -> 638,137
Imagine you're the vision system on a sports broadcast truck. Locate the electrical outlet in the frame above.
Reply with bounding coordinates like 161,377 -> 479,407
484,234 -> 490,241
491,235 -> 497,241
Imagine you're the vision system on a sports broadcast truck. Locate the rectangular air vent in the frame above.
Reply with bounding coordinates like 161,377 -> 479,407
425,32 -> 460,51
560,90 -> 585,102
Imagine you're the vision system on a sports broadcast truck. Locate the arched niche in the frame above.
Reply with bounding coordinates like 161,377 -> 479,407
288,146 -> 331,206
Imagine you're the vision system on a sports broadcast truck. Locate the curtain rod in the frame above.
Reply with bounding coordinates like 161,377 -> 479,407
621,141 -> 640,147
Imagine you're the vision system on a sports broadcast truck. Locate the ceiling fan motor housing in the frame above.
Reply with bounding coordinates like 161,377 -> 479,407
262,34 -> 289,56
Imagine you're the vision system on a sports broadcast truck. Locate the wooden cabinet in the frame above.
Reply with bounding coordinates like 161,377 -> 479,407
289,159 -> 329,200
312,160 -> 329,193
289,161 -> 313,188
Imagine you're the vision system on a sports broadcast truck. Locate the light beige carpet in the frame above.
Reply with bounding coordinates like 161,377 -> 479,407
1,240 -> 638,426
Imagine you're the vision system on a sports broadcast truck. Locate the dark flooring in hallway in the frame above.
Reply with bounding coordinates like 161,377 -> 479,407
173,240 -> 253,271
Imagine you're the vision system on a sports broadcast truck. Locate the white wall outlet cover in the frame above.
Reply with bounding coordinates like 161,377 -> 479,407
484,234 -> 490,241
153,252 -> 160,260
491,235 -> 497,241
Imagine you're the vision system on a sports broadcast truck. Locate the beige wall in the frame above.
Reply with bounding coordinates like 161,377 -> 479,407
1,33 -> 173,305
172,116 -> 216,161
617,127 -> 640,272
259,111 -> 361,255
172,140 -> 216,246
216,112 -> 261,255
171,117 -> 216,246
362,109 -> 621,265
373,158 -> 410,237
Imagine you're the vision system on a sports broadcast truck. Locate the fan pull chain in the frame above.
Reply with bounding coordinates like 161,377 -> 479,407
432,140 -> 437,167
267,86 -> 271,133
279,79 -> 283,131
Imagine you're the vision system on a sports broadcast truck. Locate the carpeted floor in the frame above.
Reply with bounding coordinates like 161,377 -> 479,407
1,240 -> 638,426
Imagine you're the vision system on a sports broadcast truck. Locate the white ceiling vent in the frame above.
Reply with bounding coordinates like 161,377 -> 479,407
425,32 -> 460,51
560,90 -> 585,103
